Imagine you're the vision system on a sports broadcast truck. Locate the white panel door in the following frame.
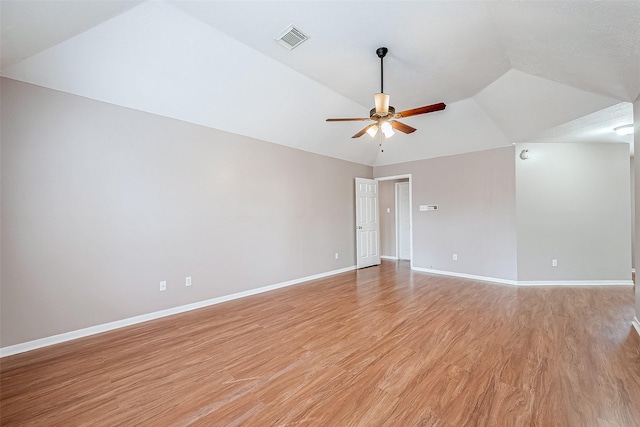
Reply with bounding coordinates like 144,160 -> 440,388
355,178 -> 380,269
396,181 -> 411,260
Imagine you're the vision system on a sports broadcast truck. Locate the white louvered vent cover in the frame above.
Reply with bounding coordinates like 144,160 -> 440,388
275,25 -> 308,50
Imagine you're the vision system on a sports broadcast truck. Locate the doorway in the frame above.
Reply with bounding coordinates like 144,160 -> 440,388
376,174 -> 412,267
396,181 -> 411,260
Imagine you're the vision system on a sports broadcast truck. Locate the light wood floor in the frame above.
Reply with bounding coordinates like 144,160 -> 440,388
2,261 -> 640,426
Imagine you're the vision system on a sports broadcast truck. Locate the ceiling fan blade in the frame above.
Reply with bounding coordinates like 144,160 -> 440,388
390,120 -> 417,134
396,102 -> 446,118
326,117 -> 370,122
352,125 -> 375,138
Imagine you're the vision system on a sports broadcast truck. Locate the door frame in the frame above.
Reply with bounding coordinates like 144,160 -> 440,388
376,174 -> 413,269
396,181 -> 411,261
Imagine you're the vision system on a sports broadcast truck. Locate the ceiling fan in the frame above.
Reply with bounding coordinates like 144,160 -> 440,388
326,47 -> 446,139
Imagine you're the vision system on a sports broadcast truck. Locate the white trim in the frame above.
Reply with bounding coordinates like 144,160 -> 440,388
633,317 -> 640,337
394,181 -> 399,259
376,174 -> 411,182
411,266 -> 634,287
515,280 -> 634,286
411,267 -> 518,285
0,265 -> 356,358
380,255 -> 399,260
409,177 -> 413,269
375,174 -> 413,269
632,268 -> 636,273
395,181 -> 411,262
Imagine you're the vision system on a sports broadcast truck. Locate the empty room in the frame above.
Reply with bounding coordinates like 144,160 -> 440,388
1,1 -> 639,425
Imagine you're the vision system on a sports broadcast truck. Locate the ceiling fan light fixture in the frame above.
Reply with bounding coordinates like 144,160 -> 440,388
325,47 -> 446,141
374,93 -> 390,114
381,121 -> 395,138
366,124 -> 379,137
614,124 -> 634,136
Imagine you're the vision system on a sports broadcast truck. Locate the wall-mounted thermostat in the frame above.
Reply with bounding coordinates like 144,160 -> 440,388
419,205 -> 438,211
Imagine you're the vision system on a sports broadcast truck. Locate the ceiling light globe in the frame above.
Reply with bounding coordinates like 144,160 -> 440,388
366,124 -> 379,138
381,121 -> 395,138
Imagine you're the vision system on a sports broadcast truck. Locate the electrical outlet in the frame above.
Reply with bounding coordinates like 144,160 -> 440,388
552,259 -> 558,267
453,254 -> 458,261
335,253 -> 339,259
186,276 -> 192,287
160,281 -> 167,292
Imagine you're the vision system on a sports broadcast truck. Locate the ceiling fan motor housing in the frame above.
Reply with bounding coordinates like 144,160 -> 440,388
370,106 -> 395,119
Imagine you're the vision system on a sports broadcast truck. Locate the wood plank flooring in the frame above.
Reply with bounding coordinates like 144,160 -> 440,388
2,260 -> 640,426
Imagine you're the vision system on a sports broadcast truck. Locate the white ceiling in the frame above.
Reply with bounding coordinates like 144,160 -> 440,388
1,0 -> 637,166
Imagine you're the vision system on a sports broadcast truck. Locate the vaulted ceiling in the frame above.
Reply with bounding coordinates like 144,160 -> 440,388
1,1 -> 638,166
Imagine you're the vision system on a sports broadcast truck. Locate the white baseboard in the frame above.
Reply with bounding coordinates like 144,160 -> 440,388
0,265 -> 356,358
634,317 -> 640,337
411,267 -> 517,285
411,267 -> 634,287
380,255 -> 398,260
515,280 -> 634,286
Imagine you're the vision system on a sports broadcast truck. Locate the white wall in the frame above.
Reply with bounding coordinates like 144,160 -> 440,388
374,147 -> 518,281
516,142 -> 631,282
0,78 -> 372,347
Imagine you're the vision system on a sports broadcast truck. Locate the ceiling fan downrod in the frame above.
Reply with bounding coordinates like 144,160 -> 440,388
376,47 -> 388,93
373,47 -> 391,116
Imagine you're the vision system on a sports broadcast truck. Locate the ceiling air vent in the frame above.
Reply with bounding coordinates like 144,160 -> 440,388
275,25 -> 308,50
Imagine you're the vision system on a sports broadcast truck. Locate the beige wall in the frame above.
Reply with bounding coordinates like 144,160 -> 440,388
0,78 -> 372,347
375,143 -> 631,284
374,147 -> 518,281
516,142 -> 631,282
3,76 -> 635,347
